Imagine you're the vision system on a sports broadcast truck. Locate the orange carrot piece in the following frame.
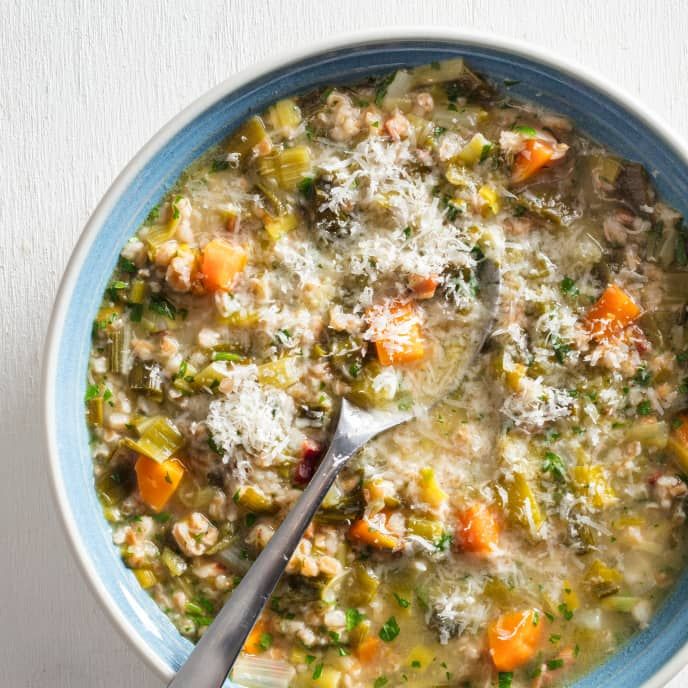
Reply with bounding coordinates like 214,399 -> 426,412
456,503 -> 500,556
584,284 -> 641,340
134,455 -> 184,512
488,609 -> 543,671
243,618 -> 268,655
355,636 -> 382,662
370,302 -> 426,366
512,139 -> 555,184
200,238 -> 247,292
349,513 -> 401,551
409,274 -> 439,300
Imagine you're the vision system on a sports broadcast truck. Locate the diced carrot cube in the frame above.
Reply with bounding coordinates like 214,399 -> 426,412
349,513 -> 402,551
456,503 -> 500,555
200,238 -> 247,292
585,284 -> 641,340
134,455 -> 184,512
369,302 -> 426,366
243,618 -> 268,655
512,139 -> 555,183
355,636 -> 381,662
409,274 -> 439,300
488,609 -> 543,671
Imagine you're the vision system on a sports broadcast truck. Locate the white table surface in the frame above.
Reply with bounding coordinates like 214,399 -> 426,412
2,1 -> 688,685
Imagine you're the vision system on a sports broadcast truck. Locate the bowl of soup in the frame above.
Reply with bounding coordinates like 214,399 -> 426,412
43,28 -> 688,688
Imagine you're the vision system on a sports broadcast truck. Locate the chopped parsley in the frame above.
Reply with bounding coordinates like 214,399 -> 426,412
498,672 -> 513,688
85,383 -> 101,401
542,451 -> 567,482
119,257 -> 137,274
312,663 -> 323,680
637,400 -> 653,416
379,616 -> 400,642
560,276 -> 579,296
558,602 -> 574,621
479,143 -> 492,162
633,365 -> 651,387
393,592 -> 410,608
258,632 -> 273,651
434,532 -> 452,551
210,158 -> 230,172
513,125 -> 536,137
145,203 -> 160,223
374,678 -> 389,688
547,658 -> 565,670
374,73 -> 395,107
149,295 -> 177,320
345,608 -> 365,631
297,176 -> 315,198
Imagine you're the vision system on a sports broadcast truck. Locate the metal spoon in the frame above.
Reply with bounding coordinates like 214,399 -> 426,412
168,259 -> 500,688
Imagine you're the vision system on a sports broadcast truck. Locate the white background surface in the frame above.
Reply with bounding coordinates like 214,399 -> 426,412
2,1 -> 688,686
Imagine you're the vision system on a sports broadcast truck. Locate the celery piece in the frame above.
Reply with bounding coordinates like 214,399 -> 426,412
129,278 -> 147,304
218,310 -> 260,328
106,327 -> 127,373
625,421 -> 669,449
129,360 -> 164,401
87,396 -> 104,427
211,351 -> 243,363
172,361 -> 198,395
315,491 -> 364,524
601,596 -> 642,613
123,416 -> 183,463
257,357 -> 299,388
345,563 -> 380,606
597,157 -> 622,184
347,361 -> 394,409
255,181 -> 286,216
192,362 -> 229,393
96,465 -> 134,506
142,215 -> 179,253
456,133 -> 492,165
161,547 -> 187,577
411,58 -> 466,85
233,485 -> 278,514
407,516 -> 444,542
586,559 -> 623,599
133,568 -> 157,589
406,114 -> 433,147
231,656 -> 295,688
263,212 -> 299,241
259,146 -> 312,191
178,484 -> 221,509
503,472 -> 544,533
268,98 -> 302,133
227,115 -> 269,158
380,69 -> 415,111
433,106 -> 487,131
572,465 -> 615,509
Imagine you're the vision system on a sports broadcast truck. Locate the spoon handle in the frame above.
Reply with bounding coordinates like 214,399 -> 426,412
167,400 -> 376,688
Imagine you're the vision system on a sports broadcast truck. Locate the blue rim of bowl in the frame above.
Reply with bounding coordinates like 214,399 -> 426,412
42,28 -> 688,688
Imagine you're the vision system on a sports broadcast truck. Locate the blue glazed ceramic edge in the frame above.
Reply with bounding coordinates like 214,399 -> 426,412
42,30 -> 688,687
